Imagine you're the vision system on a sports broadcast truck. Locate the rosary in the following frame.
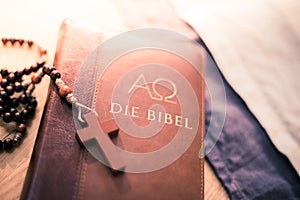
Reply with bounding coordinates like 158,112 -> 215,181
0,38 -> 75,151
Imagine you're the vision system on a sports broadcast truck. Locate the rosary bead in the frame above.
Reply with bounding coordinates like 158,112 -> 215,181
16,123 -> 27,134
27,105 -> 35,115
0,106 -> 5,114
10,108 -> 17,114
11,98 -> 19,107
7,73 -> 15,82
14,70 -> 23,79
27,40 -> 34,47
13,112 -> 21,123
0,91 -> 8,100
0,69 -> 8,77
59,85 -> 72,97
42,65 -> 49,74
42,65 -> 56,75
21,109 -> 30,120
0,79 -> 9,88
37,61 -> 45,68
1,38 -> 8,45
31,73 -> 42,84
3,138 -> 13,151
29,98 -> 37,107
0,97 -> 5,105
3,112 -> 12,123
18,39 -> 24,46
18,129 -> 27,137
5,85 -> 14,96
50,70 -> 61,80
13,135 -> 22,146
10,38 -> 17,45
13,132 -> 23,146
23,67 -> 32,75
22,83 -> 29,91
14,82 -> 23,92
30,64 -> 40,72
19,94 -> 29,104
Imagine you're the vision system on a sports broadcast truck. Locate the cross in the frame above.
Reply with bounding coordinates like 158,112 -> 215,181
76,112 -> 125,172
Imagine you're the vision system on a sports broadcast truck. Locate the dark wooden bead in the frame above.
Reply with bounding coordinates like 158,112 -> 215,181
18,39 -> 24,46
0,79 -> 9,88
0,97 -> 5,105
19,94 -> 28,104
14,82 -> 23,92
37,61 -> 45,68
3,112 -> 12,123
20,119 -> 27,124
11,98 -> 19,107
1,38 -> 8,45
50,70 -> 61,80
18,129 -> 27,137
21,109 -> 30,120
30,64 -> 40,72
27,105 -> 35,115
48,66 -> 56,74
0,90 -> 8,99
5,85 -> 14,96
27,40 -> 34,47
43,65 -> 56,75
29,98 -> 37,107
22,83 -> 29,91
0,106 -> 5,114
13,112 -> 21,123
42,66 -> 49,74
14,70 -> 23,79
10,38 -> 17,45
23,67 -> 32,75
31,73 -> 42,84
0,69 -> 8,77
13,132 -> 23,146
3,138 -> 13,151
17,123 -> 27,133
7,73 -> 15,82
10,108 -> 17,114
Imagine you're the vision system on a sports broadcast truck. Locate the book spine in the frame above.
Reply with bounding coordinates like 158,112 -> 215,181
21,19 -> 104,200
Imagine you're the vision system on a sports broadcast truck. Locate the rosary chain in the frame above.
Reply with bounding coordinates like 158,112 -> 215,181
0,37 -> 73,152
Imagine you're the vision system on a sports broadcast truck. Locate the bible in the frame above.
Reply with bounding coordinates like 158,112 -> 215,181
22,19 -> 205,200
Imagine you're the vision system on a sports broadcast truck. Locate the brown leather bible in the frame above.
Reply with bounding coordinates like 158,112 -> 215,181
22,19 -> 205,200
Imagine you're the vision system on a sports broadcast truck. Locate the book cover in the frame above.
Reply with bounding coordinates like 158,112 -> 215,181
22,19 -> 205,200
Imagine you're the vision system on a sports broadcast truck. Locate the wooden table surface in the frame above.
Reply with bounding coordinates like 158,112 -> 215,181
0,0 -> 232,199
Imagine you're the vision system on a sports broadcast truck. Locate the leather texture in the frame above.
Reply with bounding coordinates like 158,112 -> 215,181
77,41 -> 205,199
21,19 -> 205,199
21,19 -> 105,200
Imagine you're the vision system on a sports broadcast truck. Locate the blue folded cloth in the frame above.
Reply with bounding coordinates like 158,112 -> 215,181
199,38 -> 300,200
